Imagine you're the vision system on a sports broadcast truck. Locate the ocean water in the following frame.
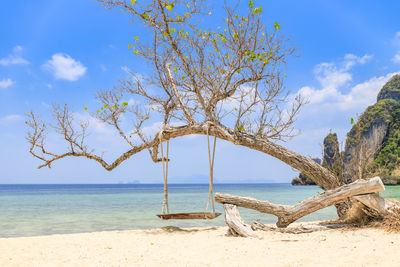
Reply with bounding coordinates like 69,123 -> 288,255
0,183 -> 399,238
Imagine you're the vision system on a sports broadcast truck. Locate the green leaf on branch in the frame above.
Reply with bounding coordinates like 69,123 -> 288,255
104,104 -> 108,108
130,0 -> 137,6
142,13 -> 151,20
83,107 -> 88,112
165,3 -> 174,11
238,125 -> 245,131
253,7 -> 262,14
249,0 -> 254,8
173,67 -> 177,72
274,22 -> 281,30
351,117 -> 354,125
128,44 -> 132,49
122,101 -> 128,106
134,36 -> 139,41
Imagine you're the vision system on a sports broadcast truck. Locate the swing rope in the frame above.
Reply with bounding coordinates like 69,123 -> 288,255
206,124 -> 217,214
159,123 -> 216,216
160,130 -> 170,215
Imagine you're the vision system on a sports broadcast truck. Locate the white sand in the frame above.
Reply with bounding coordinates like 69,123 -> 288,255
0,225 -> 399,267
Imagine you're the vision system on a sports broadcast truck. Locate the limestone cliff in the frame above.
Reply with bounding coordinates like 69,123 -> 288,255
292,74 -> 400,186
343,74 -> 400,185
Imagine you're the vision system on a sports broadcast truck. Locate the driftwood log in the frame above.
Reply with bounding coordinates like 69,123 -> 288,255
223,204 -> 258,237
221,206 -> 353,237
251,221 -> 352,234
216,177 -> 385,231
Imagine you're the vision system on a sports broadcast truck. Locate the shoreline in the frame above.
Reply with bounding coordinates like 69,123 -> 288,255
1,223 -> 399,266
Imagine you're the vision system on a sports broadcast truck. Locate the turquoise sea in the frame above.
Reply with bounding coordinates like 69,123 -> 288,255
0,183 -> 399,238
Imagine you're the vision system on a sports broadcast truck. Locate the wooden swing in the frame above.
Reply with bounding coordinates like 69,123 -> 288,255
156,126 -> 221,220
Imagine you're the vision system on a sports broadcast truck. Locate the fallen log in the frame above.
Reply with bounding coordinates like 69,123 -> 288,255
216,177 -> 385,228
250,221 -> 353,234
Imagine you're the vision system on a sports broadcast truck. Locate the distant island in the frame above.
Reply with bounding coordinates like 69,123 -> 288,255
293,75 -> 400,186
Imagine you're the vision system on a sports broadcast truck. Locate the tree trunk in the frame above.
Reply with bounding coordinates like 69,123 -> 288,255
215,177 -> 385,228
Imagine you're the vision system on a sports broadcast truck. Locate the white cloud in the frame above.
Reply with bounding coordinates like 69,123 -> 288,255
298,72 -> 399,111
295,54 -> 394,110
43,53 -> 86,81
313,54 -> 372,90
393,52 -> 400,64
337,72 -> 399,110
0,114 -> 24,125
0,78 -> 14,89
343,53 -> 372,67
0,46 -> 29,66
314,62 -> 352,89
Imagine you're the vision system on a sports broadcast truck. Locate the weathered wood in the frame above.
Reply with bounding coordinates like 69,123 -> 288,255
156,212 -> 221,220
353,194 -> 400,214
353,194 -> 389,215
251,221 -> 353,234
215,177 -> 385,228
223,204 -> 258,237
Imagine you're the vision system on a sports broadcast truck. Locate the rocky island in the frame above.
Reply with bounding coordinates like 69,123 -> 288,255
293,74 -> 400,185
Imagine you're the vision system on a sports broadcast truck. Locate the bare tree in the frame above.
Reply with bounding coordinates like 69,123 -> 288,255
27,0 -> 395,225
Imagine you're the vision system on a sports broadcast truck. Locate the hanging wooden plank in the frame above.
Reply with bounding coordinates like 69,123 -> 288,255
156,212 -> 221,220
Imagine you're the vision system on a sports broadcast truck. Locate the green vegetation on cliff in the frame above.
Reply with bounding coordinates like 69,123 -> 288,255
292,74 -> 400,186
322,133 -> 342,179
346,74 -> 400,185
371,105 -> 400,184
346,99 -> 396,146
377,74 -> 400,102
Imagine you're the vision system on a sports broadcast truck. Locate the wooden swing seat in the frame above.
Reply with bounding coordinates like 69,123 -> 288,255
157,212 -> 221,220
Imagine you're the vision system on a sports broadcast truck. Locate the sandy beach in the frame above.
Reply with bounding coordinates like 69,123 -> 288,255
0,224 -> 399,267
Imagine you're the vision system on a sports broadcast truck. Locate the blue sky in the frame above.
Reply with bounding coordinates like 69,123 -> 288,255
1,0 -> 400,184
